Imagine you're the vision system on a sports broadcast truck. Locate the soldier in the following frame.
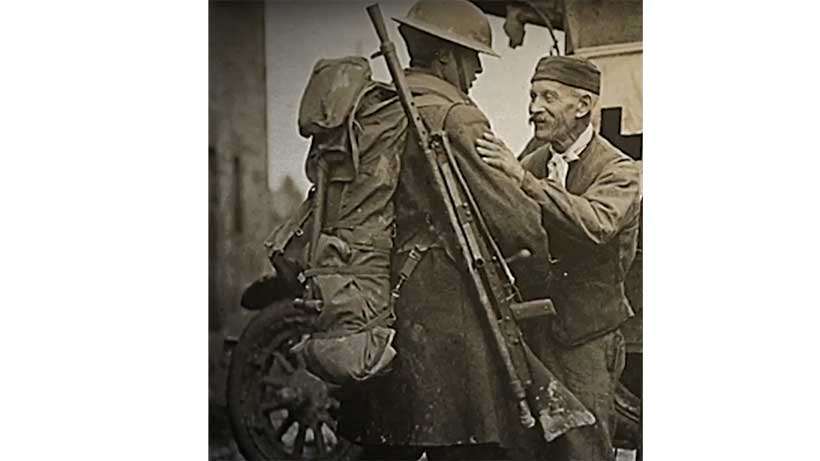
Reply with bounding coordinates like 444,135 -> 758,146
342,1 -> 552,460
476,55 -> 642,461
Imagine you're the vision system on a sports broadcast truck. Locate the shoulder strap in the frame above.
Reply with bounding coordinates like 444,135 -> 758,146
411,92 -> 464,133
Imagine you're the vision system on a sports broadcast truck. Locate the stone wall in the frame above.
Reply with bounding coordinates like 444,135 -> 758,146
209,2 -> 285,458
210,0 -> 272,339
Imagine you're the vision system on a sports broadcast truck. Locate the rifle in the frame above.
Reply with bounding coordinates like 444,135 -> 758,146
366,4 -> 595,442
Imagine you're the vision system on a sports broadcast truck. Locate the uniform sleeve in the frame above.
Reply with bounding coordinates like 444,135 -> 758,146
443,104 -> 550,258
520,159 -> 641,245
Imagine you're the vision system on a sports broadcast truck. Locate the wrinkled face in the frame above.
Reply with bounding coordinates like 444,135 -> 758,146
441,47 -> 483,93
528,79 -> 580,142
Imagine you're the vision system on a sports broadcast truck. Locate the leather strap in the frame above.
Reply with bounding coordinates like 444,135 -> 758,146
390,245 -> 428,300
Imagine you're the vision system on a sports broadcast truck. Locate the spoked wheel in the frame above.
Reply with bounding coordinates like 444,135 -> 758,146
227,300 -> 361,461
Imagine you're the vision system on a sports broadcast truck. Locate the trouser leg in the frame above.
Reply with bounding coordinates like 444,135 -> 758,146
541,330 -> 626,461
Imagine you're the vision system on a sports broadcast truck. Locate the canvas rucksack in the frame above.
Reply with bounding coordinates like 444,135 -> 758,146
267,56 -> 406,385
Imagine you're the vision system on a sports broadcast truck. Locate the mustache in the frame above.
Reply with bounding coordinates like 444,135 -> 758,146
529,114 -> 549,124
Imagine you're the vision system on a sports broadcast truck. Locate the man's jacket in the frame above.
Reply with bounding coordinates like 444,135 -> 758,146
519,133 -> 642,346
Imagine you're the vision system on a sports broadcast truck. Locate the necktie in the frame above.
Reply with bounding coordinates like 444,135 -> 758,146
547,153 -> 570,187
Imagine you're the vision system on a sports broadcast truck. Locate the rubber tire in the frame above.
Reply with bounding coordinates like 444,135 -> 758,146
226,300 -> 360,461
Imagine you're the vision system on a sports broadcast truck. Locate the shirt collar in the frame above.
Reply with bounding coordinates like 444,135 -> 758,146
549,123 -> 594,163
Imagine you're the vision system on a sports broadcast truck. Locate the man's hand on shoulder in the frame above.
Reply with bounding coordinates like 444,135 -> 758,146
476,132 -> 525,185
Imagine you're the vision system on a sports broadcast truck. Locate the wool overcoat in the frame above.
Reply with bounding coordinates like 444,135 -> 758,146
341,69 -> 550,455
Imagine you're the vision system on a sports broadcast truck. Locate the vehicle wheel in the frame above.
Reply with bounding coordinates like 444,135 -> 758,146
227,300 -> 361,461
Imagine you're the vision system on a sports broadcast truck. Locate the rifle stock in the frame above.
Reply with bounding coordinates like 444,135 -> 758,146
366,3 -> 594,442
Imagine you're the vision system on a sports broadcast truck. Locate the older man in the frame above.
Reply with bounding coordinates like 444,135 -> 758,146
477,56 -> 642,461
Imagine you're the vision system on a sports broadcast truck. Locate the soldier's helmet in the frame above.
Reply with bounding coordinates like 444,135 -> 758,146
392,0 -> 499,57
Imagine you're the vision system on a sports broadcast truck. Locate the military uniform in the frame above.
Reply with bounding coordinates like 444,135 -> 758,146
519,132 -> 641,461
340,68 -> 550,460
327,2 -> 557,458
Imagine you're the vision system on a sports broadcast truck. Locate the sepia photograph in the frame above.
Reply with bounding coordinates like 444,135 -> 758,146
210,1 -> 642,460
8,1 -> 820,461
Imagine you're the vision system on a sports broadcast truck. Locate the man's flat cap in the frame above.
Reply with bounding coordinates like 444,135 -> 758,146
531,56 -> 601,95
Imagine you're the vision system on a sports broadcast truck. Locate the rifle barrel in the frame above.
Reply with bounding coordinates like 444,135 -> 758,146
366,4 -> 431,148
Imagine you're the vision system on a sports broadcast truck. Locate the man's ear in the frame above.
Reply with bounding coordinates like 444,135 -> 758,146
575,93 -> 593,119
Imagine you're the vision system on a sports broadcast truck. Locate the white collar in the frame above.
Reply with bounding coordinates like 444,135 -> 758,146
549,123 -> 594,163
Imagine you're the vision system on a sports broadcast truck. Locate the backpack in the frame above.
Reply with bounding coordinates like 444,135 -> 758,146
267,56 -> 406,385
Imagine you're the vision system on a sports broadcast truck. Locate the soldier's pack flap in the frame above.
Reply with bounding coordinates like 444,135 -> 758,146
298,56 -> 373,137
300,56 -> 376,184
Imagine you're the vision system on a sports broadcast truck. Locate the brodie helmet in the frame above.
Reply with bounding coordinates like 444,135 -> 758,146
392,0 -> 499,57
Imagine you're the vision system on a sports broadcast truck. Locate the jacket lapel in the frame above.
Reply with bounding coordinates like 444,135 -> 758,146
566,133 -> 605,194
